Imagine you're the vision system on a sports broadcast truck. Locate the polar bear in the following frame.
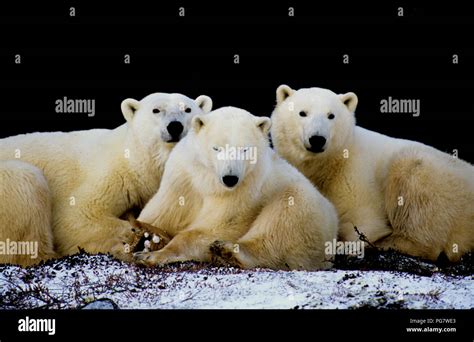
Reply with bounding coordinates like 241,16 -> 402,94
0,160 -> 56,266
271,85 -> 474,261
0,92 -> 212,265
133,107 -> 338,270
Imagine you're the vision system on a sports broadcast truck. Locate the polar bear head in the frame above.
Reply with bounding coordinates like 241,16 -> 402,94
121,93 -> 212,148
188,107 -> 271,193
271,85 -> 357,159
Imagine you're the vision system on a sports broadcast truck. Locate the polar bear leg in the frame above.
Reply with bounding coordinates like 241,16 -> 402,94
134,203 -> 248,266
0,160 -> 56,266
337,210 -> 393,244
211,187 -> 335,270
137,155 -> 200,235
134,228 -> 221,266
381,148 -> 474,261
53,207 -> 143,261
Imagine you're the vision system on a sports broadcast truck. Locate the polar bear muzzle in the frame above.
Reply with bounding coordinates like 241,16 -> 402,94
166,121 -> 184,142
222,175 -> 239,188
307,135 -> 327,153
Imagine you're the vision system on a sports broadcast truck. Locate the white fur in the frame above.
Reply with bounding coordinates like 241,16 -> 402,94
0,92 -> 212,265
272,85 -> 474,261
136,107 -> 338,270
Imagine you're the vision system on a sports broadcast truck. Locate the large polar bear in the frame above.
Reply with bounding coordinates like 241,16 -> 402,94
271,85 -> 474,262
133,107 -> 338,270
0,92 -> 212,265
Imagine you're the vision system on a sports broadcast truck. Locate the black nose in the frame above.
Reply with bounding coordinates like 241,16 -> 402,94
222,175 -> 239,188
308,135 -> 327,153
167,121 -> 184,142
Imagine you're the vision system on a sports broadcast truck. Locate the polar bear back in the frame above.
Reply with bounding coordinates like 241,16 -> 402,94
0,125 -> 128,199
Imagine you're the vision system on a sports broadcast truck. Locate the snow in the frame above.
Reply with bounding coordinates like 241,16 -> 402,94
0,254 -> 472,309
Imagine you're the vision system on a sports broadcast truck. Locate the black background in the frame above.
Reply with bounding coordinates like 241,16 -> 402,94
0,309 -> 472,341
0,1 -> 473,162
0,2 -> 473,339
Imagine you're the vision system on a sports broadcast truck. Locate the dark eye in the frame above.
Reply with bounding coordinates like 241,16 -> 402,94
184,107 -> 192,113
328,113 -> 335,120
299,111 -> 307,117
152,108 -> 160,114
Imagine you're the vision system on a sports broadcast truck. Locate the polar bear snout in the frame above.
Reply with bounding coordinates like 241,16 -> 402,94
166,121 -> 184,142
222,175 -> 239,188
307,135 -> 327,153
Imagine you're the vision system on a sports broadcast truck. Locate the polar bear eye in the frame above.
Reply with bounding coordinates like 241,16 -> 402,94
213,146 -> 220,152
299,111 -> 307,117
328,113 -> 335,120
152,108 -> 160,114
184,107 -> 192,113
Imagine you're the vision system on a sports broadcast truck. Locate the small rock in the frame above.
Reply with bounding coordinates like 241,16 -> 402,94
81,298 -> 119,310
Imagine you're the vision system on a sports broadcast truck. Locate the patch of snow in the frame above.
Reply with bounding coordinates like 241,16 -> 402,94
0,254 -> 472,309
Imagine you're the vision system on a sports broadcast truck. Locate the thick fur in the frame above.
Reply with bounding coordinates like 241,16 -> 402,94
134,107 -> 338,270
0,160 -> 56,265
271,85 -> 474,261
0,93 -> 212,265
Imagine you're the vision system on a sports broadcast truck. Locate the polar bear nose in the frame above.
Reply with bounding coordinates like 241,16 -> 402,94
222,175 -> 239,188
167,121 -> 184,142
308,135 -> 327,153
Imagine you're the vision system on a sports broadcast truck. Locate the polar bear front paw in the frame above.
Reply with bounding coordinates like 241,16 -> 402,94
129,219 -> 171,253
133,251 -> 154,266
115,225 -> 143,252
132,250 -> 159,267
209,240 -> 243,268
132,250 -> 169,267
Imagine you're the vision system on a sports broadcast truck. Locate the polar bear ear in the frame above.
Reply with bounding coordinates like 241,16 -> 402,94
276,84 -> 294,104
192,115 -> 207,133
195,95 -> 213,113
340,92 -> 358,113
121,98 -> 140,122
255,116 -> 272,135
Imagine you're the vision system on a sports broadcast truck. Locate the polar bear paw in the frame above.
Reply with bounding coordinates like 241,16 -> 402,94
132,250 -> 171,267
209,240 -> 243,268
112,224 -> 143,252
124,214 -> 171,253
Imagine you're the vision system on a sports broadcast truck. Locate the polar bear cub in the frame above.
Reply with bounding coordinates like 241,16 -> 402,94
0,92 -> 212,265
271,85 -> 474,261
134,107 -> 338,270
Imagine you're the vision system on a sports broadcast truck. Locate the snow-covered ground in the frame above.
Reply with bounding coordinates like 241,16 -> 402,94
0,253 -> 472,309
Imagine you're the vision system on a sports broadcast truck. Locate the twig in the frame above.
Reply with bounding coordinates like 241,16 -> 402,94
353,226 -> 377,249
